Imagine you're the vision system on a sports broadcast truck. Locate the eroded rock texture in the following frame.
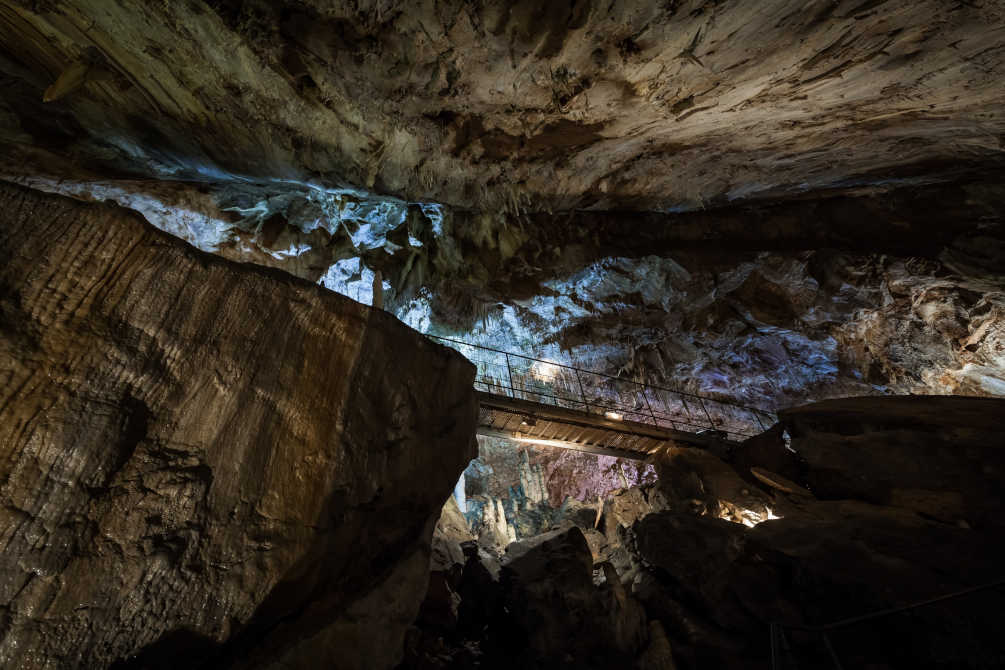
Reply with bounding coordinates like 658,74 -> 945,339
412,395 -> 1005,669
0,183 -> 478,670
456,438 -> 655,551
1,1 -> 1003,409
1,1 -> 1003,210
778,395 -> 1005,529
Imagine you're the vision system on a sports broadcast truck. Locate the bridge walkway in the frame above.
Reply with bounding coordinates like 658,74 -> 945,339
429,336 -> 777,460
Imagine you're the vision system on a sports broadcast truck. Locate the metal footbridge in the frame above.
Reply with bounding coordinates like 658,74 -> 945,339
429,336 -> 777,461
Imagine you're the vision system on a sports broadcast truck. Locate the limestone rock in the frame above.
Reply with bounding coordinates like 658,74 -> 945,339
494,526 -> 647,668
749,467 -> 813,497
629,504 -> 1005,668
0,183 -> 478,669
638,620 -> 678,670
780,395 -> 1005,528
1,1 -> 1003,213
431,495 -> 475,573
1,1 -> 1004,414
731,423 -> 804,486
459,438 -> 655,552
656,446 -> 775,523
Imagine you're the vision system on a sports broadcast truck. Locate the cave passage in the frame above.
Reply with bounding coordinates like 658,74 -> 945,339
1,2 -> 1004,669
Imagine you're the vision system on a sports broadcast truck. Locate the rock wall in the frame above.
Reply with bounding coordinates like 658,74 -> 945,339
1,1 -> 1003,211
777,395 -> 1005,530
410,395 -> 1005,669
0,182 -> 478,669
1,0 -> 1004,417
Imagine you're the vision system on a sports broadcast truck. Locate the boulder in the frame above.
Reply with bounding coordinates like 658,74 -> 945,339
780,396 -> 1005,528
0,183 -> 478,669
656,447 -> 775,524
431,496 -> 475,574
730,423 -> 805,487
629,502 -> 1005,669
490,526 -> 647,668
638,620 -> 678,670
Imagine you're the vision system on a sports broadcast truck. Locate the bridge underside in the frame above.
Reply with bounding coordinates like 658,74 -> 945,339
476,391 -> 736,461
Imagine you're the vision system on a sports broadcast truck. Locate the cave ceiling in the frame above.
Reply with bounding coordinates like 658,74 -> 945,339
1,0 -> 1004,406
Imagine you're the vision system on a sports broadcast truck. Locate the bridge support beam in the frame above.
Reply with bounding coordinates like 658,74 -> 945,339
476,428 -> 655,461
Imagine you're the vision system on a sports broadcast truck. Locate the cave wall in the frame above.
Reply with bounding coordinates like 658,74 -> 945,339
1,1 -> 1003,211
414,396 -> 1005,669
1,1 -> 1003,410
0,182 -> 478,669
457,438 -> 656,550
12,172 -> 1004,412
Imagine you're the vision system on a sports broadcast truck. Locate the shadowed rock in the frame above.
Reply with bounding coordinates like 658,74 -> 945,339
0,182 -> 478,669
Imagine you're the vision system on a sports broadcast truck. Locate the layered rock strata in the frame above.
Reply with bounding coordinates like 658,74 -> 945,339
1,1 -> 1003,211
412,395 -> 1005,669
0,182 -> 478,670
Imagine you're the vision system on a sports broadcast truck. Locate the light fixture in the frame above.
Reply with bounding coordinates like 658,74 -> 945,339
604,411 -> 624,421
520,416 -> 536,427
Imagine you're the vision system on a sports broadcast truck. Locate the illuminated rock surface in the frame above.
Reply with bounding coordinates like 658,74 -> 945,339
410,396 -> 1005,669
1,1 -> 1004,408
0,183 -> 477,670
1,1 -> 1003,211
1,1 -> 1005,668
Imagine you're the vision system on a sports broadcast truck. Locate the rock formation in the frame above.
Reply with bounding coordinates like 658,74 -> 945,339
1,2 -> 1004,668
409,395 -> 1005,669
0,182 -> 478,669
2,1 -> 1003,211
1,1 -> 1004,408
777,395 -> 1005,529
454,438 -> 655,551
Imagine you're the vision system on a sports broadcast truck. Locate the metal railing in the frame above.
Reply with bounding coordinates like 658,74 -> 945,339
428,335 -> 776,441
770,577 -> 1005,669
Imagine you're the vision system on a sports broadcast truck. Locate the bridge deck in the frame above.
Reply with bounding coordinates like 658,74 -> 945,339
477,391 -> 734,460
428,335 -> 774,459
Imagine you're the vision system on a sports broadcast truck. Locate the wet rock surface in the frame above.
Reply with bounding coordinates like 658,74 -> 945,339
0,183 -> 478,670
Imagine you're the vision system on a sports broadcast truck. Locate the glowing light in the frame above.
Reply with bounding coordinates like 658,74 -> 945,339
718,503 -> 782,527
530,360 -> 560,383
604,411 -> 624,421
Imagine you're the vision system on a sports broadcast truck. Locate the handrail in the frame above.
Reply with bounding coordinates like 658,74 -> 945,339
789,576 -> 1005,633
430,333 -> 767,411
427,334 -> 777,441
771,577 -> 1005,670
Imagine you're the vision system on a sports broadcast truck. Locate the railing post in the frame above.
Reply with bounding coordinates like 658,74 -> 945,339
697,396 -> 716,430
640,383 -> 659,427
574,368 -> 590,414
769,623 -> 780,670
822,633 -> 844,670
505,353 -> 517,399
657,389 -> 680,431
